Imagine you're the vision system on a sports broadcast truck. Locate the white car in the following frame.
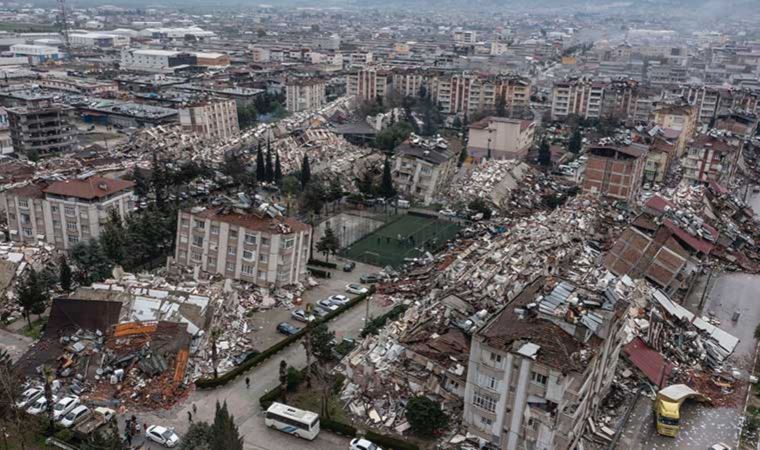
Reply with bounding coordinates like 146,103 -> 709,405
317,299 -> 340,311
351,438 -> 382,450
346,284 -> 368,295
59,405 -> 90,428
53,396 -> 80,420
291,309 -> 316,323
328,294 -> 350,305
709,444 -> 731,450
27,395 -> 56,415
146,425 -> 180,448
16,387 -> 43,409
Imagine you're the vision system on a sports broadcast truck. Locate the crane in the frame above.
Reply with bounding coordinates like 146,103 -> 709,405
57,0 -> 70,58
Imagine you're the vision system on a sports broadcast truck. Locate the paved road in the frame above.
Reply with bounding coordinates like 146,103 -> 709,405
619,272 -> 760,450
130,291 -> 392,450
0,327 -> 34,362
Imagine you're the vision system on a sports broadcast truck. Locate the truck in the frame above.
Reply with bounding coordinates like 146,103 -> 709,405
653,384 -> 709,437
73,407 -> 116,436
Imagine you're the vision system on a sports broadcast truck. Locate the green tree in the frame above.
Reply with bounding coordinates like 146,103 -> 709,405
274,152 -> 282,184
279,360 -> 288,402
281,175 -> 300,197
452,115 -> 463,130
356,169 -> 375,196
568,128 -> 582,154
300,155 -> 311,189
237,104 -> 257,130
316,225 -> 340,262
133,168 -> 150,201
70,240 -> 113,284
255,142 -> 265,181
300,181 -> 325,215
100,209 -> 126,265
538,138 -> 551,167
82,427 -> 129,450
373,121 -> 412,152
16,268 -> 48,327
59,255 -> 72,292
151,151 -> 168,209
309,323 -> 335,365
458,146 -> 468,167
180,422 -> 212,450
378,157 -> 396,199
265,143 -> 274,182
495,91 -> 507,117
405,396 -> 448,437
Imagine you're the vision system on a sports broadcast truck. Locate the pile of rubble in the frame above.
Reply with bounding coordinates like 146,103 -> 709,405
0,242 -> 57,324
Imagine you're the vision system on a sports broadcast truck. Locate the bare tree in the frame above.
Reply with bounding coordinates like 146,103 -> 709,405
0,356 -> 28,449
43,366 -> 55,432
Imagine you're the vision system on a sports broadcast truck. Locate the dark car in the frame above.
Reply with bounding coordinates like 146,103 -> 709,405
277,322 -> 301,336
343,261 -> 356,272
232,350 -> 260,366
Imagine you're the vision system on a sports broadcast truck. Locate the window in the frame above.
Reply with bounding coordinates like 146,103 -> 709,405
259,254 -> 268,263
20,213 -> 30,225
228,246 -> 237,256
68,235 -> 79,244
194,220 -> 205,229
484,375 -> 499,390
241,264 -> 255,276
81,225 -> 89,234
489,352 -> 502,363
51,205 -> 58,214
531,372 -> 548,385
258,270 -> 266,279
66,222 -> 78,232
191,252 -> 202,262
226,263 -> 235,272
180,218 -> 189,227
245,234 -> 257,245
229,229 -> 238,238
211,225 -> 219,235
17,199 -> 28,208
282,238 -> 295,249
193,236 -> 204,247
208,257 -> 217,266
473,392 -> 497,413
22,227 -> 33,237
261,237 -> 270,246
180,235 -> 188,244
243,250 -> 255,260
178,251 -> 187,260
480,415 -> 493,426
65,206 -> 75,216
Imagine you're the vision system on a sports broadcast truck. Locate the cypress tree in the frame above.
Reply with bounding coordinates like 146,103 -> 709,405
300,155 -> 311,189
274,152 -> 282,184
379,157 -> 396,199
255,142 -> 265,180
265,141 -> 274,182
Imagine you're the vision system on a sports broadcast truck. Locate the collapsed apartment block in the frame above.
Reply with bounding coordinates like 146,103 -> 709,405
581,144 -> 648,203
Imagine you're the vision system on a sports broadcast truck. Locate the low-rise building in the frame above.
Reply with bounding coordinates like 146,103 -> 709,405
174,205 -> 311,287
467,116 -> 535,160
10,44 -> 60,64
682,134 -> 743,185
392,137 -> 458,205
582,144 -> 648,202
285,78 -> 326,113
462,276 -> 627,450
70,33 -> 130,48
179,98 -> 239,140
0,176 -> 135,249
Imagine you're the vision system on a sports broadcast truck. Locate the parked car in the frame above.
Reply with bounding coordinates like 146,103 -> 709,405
328,294 -> 350,305
16,387 -> 43,409
27,395 -> 56,415
53,396 -> 80,421
359,274 -> 383,284
291,309 -> 315,323
346,283 -> 369,295
146,425 -> 180,448
343,261 -> 356,272
277,322 -> 301,336
231,350 -> 260,366
351,438 -> 382,450
317,299 -> 340,312
312,306 -> 330,318
709,444 -> 731,450
59,405 -> 91,428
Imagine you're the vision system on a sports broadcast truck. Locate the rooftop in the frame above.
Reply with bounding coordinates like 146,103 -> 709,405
188,206 -> 310,234
43,176 -> 135,200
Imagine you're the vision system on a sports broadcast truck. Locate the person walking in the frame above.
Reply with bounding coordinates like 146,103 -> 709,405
192,404 -> 197,415
188,411 -> 193,422
245,377 -> 250,389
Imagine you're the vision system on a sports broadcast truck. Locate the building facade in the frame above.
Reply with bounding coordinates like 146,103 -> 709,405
7,101 -> 77,156
174,206 -> 311,287
346,68 -> 391,102
285,79 -> 327,113
179,98 -> 240,140
392,140 -> 457,205
467,116 -> 535,160
1,176 -> 135,249
582,144 -> 648,202
682,134 -> 743,185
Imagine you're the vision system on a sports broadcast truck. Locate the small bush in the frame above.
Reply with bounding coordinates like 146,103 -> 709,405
754,322 -> 760,340
287,367 -> 304,391
308,259 -> 337,269
54,429 -> 74,443
321,418 -> 357,437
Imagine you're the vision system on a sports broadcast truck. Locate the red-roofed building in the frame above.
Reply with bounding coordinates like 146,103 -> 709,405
0,176 -> 134,249
175,206 -> 311,287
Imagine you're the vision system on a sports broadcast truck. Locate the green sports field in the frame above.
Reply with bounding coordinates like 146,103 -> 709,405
341,213 -> 461,267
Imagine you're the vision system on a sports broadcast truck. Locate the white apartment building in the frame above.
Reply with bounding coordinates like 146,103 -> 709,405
10,44 -> 61,63
120,49 -> 179,72
467,116 -> 536,160
462,278 -> 626,450
392,139 -> 458,205
285,79 -> 326,113
70,33 -> 130,48
1,177 -> 135,249
179,98 -> 239,140
550,78 -> 605,120
434,73 -> 531,116
174,206 -> 311,287
346,68 -> 391,102
453,30 -> 478,44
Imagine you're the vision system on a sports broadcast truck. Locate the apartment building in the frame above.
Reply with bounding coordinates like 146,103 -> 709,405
462,277 -> 627,450
453,30 -> 478,44
653,103 -> 698,157
7,101 -> 77,156
1,176 -> 135,249
682,134 -> 743,186
582,144 -> 648,203
285,79 -> 326,113
174,206 -> 311,287
346,68 -> 391,102
392,139 -> 457,205
435,73 -> 531,116
179,98 -> 239,140
550,78 -> 605,121
467,116 -> 535,160
121,49 -> 229,73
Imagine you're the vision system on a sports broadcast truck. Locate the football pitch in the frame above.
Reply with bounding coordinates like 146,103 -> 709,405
341,213 -> 461,267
